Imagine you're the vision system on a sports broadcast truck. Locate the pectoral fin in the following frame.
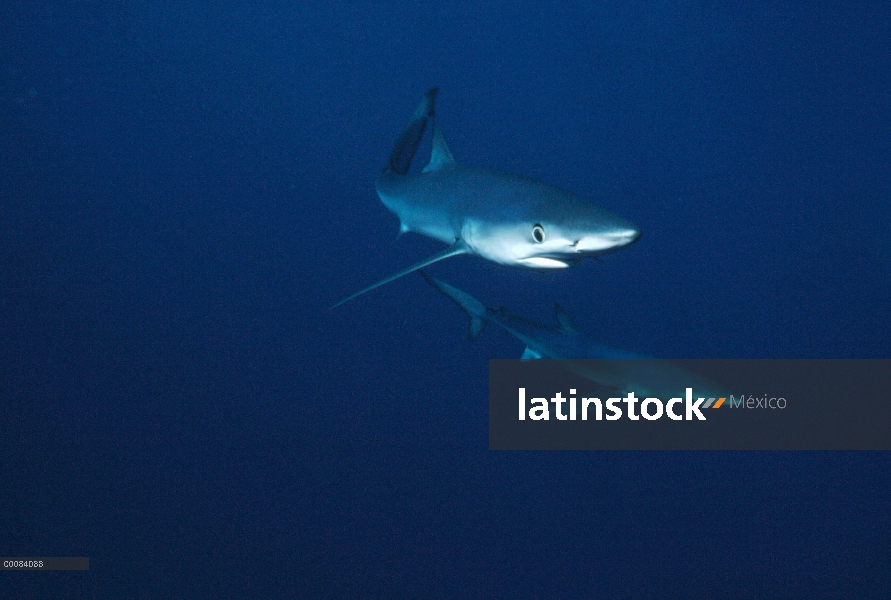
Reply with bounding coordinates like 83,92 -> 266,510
330,241 -> 468,309
419,271 -> 488,340
554,304 -> 580,334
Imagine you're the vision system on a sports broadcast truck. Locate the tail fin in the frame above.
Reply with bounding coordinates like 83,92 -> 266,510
419,271 -> 488,340
387,88 -> 438,175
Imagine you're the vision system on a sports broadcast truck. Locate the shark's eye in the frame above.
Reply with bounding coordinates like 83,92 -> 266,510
532,224 -> 545,243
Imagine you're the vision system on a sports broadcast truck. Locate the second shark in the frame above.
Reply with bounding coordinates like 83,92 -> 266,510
420,271 -> 729,403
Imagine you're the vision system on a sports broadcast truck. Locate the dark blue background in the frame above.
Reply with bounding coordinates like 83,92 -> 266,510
2,1 -> 889,597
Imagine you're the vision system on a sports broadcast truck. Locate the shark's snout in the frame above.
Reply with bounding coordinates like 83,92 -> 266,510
614,226 -> 642,247
574,227 -> 641,253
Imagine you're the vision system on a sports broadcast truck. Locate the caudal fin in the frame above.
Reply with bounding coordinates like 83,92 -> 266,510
419,271 -> 488,340
387,88 -> 438,175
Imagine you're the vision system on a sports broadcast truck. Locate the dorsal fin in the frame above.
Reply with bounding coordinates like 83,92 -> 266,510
422,120 -> 456,173
554,304 -> 580,334
521,347 -> 543,360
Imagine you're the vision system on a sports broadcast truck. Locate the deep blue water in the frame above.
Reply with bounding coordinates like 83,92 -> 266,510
2,2 -> 890,597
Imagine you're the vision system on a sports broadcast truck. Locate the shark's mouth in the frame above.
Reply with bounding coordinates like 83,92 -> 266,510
515,232 -> 641,268
517,257 -> 574,268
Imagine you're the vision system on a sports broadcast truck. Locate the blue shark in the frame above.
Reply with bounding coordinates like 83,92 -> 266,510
421,271 -> 730,403
332,88 -> 640,308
